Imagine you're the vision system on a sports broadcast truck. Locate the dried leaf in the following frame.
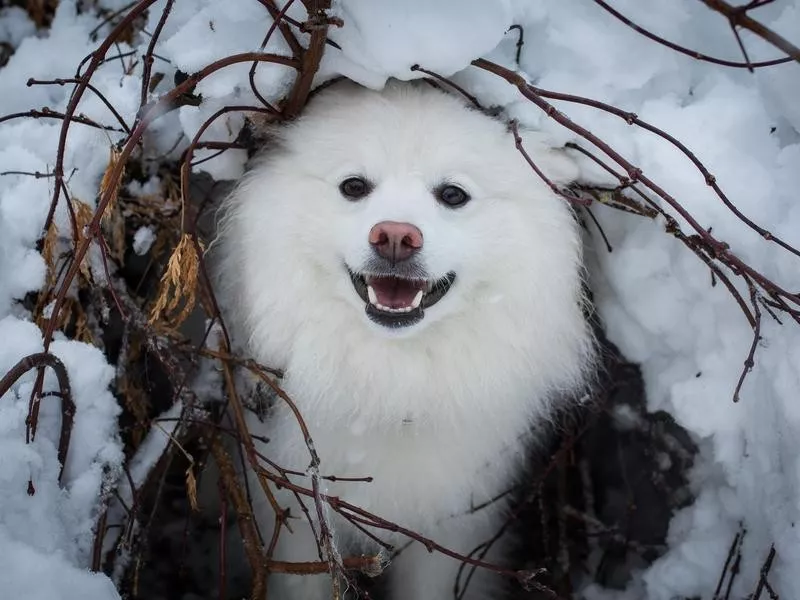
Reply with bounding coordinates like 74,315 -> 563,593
186,465 -> 199,512
100,146 -> 124,226
73,200 -> 95,282
42,221 -> 58,282
150,233 -> 204,327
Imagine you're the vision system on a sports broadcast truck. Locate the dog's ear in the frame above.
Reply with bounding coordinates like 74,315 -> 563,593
514,128 -> 580,186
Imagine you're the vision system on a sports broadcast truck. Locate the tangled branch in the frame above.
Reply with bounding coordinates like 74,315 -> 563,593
1,1 -> 798,598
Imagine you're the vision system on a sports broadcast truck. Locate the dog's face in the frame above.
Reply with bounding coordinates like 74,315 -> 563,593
219,81 -> 585,362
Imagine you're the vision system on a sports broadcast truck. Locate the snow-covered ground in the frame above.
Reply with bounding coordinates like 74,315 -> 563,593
0,0 -> 798,598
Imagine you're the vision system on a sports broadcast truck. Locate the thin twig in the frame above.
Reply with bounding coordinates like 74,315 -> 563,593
752,544 -> 778,600
138,0 -> 175,118
210,435 -> 267,599
697,0 -> 800,64
592,0 -> 790,69
27,78 -> 132,133
510,120 -> 591,206
282,0 -> 333,119
0,352 -> 75,484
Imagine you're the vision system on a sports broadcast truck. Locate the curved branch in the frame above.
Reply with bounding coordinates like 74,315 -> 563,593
593,0 -> 791,69
698,0 -> 800,64
0,352 -> 75,483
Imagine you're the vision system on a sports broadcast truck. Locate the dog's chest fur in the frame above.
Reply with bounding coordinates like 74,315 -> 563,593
250,324 -> 542,537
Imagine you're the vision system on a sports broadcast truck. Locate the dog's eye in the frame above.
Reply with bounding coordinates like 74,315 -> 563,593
436,184 -> 470,208
339,177 -> 372,200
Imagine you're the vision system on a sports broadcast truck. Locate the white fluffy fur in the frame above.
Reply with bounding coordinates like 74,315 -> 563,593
215,81 -> 594,599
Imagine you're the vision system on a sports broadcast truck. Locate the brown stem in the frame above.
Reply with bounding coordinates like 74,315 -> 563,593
265,556 -> 382,576
0,352 -> 75,484
27,78 -> 132,132
282,0 -> 332,119
138,0 -> 175,118
510,120 -> 591,207
698,0 -> 800,64
470,58 -> 800,312
211,435 -> 267,600
592,0 -> 790,69
249,0 -> 299,111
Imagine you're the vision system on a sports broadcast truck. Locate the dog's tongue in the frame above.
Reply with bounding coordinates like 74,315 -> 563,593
366,276 -> 424,309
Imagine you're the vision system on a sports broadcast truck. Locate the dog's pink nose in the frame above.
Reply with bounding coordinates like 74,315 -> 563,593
368,221 -> 423,263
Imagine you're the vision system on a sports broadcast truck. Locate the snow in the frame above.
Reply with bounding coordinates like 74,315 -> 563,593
0,3 -> 131,597
1,533 -> 121,600
0,7 -> 36,48
132,226 -> 156,255
0,0 -> 799,598
0,316 -> 122,599
320,0 -> 516,89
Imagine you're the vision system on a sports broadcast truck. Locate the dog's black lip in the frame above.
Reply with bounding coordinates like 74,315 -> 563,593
365,304 -> 424,328
347,267 -> 456,328
421,271 -> 456,310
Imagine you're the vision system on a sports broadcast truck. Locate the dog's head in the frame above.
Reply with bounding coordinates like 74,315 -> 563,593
217,81 -> 590,386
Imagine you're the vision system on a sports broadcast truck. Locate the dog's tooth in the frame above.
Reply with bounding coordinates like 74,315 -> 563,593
367,285 -> 378,305
411,290 -> 423,309
373,302 -> 417,314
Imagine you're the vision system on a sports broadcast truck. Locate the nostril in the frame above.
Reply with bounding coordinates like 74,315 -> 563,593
368,226 -> 388,247
370,234 -> 390,253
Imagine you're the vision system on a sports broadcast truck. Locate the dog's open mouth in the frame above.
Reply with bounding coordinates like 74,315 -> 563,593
349,270 -> 456,328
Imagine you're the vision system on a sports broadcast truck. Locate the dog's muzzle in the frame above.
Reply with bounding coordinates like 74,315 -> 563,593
348,268 -> 456,329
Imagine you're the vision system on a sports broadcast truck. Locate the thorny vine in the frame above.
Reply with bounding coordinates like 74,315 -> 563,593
0,0 -> 797,598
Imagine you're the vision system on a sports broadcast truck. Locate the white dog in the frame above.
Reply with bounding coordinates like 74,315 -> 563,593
215,80 -> 594,599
